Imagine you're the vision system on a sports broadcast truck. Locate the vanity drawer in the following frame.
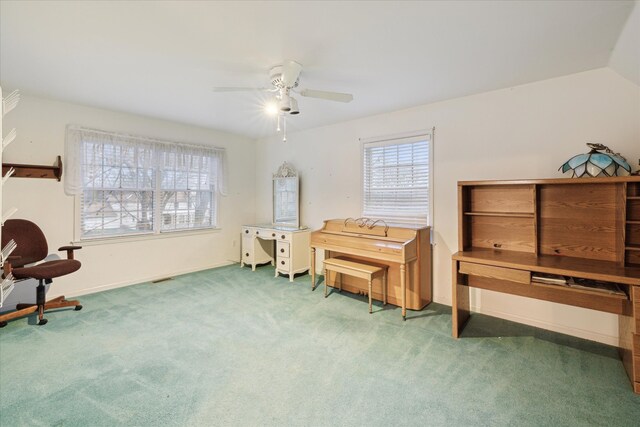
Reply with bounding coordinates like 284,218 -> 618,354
278,258 -> 290,271
459,262 -> 530,285
277,241 -> 290,258
277,232 -> 291,242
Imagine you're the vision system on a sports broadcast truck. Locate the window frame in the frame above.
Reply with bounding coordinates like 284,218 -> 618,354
360,129 -> 434,226
71,131 -> 222,242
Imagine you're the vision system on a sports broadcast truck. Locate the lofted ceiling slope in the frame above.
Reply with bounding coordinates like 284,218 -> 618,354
0,1 -> 636,138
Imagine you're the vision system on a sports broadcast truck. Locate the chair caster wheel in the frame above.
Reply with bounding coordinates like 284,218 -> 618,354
0,321 -> 7,328
75,305 -> 83,311
38,318 -> 48,326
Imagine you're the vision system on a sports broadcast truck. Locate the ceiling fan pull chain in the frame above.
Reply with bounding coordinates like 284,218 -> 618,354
283,116 -> 287,143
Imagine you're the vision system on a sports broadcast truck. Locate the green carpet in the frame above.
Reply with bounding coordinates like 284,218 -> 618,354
0,264 -> 638,426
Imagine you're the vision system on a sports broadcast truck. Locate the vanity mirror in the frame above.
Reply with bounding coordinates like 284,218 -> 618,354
272,162 -> 299,228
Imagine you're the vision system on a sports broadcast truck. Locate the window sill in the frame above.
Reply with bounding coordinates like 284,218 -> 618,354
73,227 -> 221,246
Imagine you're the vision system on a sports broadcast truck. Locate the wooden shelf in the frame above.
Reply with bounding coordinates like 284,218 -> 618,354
464,211 -> 534,218
626,245 -> 640,252
628,196 -> 640,200
467,276 -> 630,315
459,176 -> 640,186
531,281 -> 628,301
628,221 -> 640,225
1,156 -> 62,181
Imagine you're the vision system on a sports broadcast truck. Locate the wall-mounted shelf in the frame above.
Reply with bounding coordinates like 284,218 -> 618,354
2,155 -> 62,181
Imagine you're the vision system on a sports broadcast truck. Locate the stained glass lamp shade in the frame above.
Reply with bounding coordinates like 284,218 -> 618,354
559,144 -> 631,178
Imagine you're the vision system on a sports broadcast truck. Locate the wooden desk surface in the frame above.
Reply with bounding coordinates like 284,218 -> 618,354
453,248 -> 640,286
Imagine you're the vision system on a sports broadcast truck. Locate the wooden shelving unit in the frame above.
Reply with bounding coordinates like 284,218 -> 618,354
452,176 -> 640,394
627,183 -> 640,269
0,88 -> 20,308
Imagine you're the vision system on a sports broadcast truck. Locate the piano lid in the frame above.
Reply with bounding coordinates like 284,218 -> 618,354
311,219 -> 422,263
318,218 -> 423,241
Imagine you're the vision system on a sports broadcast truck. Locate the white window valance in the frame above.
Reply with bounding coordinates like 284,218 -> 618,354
64,126 -> 228,197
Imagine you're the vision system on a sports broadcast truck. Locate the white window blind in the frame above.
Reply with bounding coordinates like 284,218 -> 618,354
362,133 -> 431,225
160,146 -> 216,232
67,126 -> 225,240
81,137 -> 156,238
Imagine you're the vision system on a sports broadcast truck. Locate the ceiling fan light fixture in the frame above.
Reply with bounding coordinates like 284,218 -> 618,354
279,94 -> 291,112
265,101 -> 279,116
289,97 -> 299,115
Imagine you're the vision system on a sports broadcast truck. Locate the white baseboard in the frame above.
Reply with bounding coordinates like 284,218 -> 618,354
434,294 -> 618,346
470,305 -> 619,347
65,260 -> 237,298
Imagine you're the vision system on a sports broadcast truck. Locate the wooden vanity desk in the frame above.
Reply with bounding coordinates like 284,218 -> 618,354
452,177 -> 640,393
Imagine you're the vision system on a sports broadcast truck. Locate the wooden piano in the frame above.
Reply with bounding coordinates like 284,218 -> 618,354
310,218 -> 432,319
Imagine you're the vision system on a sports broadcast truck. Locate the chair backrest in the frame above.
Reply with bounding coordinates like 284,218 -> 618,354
2,219 -> 48,265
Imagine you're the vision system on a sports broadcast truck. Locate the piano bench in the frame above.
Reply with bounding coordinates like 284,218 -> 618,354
323,257 -> 387,314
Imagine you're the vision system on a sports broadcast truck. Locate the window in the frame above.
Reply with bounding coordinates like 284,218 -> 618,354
66,127 -> 226,239
362,131 -> 432,225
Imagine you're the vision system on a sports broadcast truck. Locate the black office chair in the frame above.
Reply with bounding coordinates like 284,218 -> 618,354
0,219 -> 83,327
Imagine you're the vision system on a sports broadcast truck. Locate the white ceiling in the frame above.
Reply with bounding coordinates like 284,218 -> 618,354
0,1 -> 636,139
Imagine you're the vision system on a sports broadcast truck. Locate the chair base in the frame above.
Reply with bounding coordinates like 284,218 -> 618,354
0,292 -> 82,328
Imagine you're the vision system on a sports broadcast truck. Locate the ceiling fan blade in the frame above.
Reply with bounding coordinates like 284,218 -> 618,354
281,60 -> 303,88
299,89 -> 353,103
212,87 -> 274,92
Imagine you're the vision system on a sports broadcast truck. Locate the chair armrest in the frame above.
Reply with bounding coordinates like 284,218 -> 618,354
3,256 -> 20,275
58,245 -> 82,260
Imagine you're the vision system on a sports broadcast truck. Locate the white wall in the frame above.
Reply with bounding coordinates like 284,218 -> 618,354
255,68 -> 640,345
610,2 -> 640,85
2,94 -> 256,306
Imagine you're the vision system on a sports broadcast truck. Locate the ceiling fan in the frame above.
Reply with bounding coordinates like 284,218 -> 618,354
212,60 -> 354,117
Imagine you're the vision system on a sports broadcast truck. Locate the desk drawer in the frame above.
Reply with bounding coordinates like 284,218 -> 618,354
459,262 -> 530,285
278,258 -> 290,271
254,228 -> 267,238
277,232 -> 291,242
277,241 -> 290,258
